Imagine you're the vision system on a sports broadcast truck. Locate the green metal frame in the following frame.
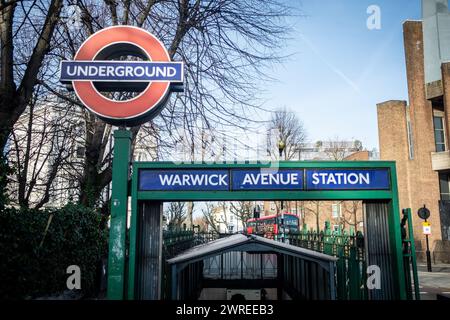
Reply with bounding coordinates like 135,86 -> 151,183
107,130 -> 132,300
119,160 -> 406,300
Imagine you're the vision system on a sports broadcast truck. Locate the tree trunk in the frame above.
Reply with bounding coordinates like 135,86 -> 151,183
316,202 -> 320,231
78,116 -> 111,207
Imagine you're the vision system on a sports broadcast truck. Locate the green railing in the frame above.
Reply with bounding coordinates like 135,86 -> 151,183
401,209 -> 420,300
163,229 -> 221,258
161,229 -> 220,299
287,223 -> 368,300
161,225 -> 369,300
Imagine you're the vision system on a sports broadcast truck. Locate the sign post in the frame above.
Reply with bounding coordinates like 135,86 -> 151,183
59,26 -> 184,300
107,130 -> 132,299
418,205 -> 432,273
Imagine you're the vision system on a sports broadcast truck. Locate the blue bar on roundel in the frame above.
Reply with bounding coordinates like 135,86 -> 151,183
305,169 -> 390,190
139,169 -> 230,191
60,61 -> 184,83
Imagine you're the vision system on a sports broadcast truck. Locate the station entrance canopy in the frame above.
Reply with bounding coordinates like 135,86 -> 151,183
132,161 -> 395,202
105,153 -> 407,301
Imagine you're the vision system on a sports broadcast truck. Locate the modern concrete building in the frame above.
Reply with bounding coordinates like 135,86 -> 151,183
377,0 -> 450,262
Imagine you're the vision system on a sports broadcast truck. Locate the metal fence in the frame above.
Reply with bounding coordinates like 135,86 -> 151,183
286,225 -> 367,300
160,227 -> 366,300
160,214 -> 419,301
161,230 -> 220,299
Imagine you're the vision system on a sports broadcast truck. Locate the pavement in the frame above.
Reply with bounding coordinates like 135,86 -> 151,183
416,263 -> 450,300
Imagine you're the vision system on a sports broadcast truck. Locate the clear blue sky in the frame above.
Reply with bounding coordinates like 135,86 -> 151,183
265,0 -> 421,150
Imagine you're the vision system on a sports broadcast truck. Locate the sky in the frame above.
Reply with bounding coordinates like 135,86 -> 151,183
263,0 -> 422,150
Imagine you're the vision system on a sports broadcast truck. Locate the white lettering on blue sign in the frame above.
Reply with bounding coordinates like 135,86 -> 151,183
138,168 -> 390,191
311,172 -> 370,186
159,173 -> 228,187
60,61 -> 184,83
241,173 -> 301,186
66,65 -> 177,78
306,169 -> 389,190
139,170 -> 230,191
232,169 -> 304,190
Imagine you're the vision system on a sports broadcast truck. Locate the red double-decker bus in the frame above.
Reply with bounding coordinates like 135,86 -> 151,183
246,213 -> 300,239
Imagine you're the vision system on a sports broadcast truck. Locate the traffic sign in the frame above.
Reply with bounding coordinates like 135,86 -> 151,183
418,206 -> 431,220
423,222 -> 432,236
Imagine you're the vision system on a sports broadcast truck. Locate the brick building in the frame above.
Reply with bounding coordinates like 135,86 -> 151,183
377,0 -> 450,262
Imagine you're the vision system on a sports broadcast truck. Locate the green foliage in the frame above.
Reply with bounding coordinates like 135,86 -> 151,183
0,203 -> 108,299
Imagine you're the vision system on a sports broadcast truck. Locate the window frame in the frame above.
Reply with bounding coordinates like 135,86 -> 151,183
433,110 -> 447,153
331,203 -> 341,219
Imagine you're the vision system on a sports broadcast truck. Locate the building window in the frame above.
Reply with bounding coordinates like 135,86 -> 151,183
433,114 -> 446,152
439,173 -> 450,201
332,204 -> 341,219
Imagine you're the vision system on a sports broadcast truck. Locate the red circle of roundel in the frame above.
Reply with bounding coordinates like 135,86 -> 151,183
73,26 -> 171,121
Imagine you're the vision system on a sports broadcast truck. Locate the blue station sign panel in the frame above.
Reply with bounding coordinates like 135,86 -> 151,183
139,168 -> 391,192
232,169 -> 304,190
305,169 -> 390,190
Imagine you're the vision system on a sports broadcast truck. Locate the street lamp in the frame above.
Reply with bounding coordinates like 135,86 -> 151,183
278,140 -> 286,159
278,140 -> 286,242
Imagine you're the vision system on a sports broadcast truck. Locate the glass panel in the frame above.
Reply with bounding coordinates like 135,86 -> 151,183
434,116 -> 444,130
441,193 -> 450,201
440,173 -> 450,196
437,143 -> 446,152
435,131 -> 445,144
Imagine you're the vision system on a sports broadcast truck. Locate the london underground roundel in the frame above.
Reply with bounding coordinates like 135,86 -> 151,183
59,26 -> 184,126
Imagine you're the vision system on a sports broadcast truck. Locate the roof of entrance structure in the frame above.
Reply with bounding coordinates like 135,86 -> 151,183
167,234 -> 337,266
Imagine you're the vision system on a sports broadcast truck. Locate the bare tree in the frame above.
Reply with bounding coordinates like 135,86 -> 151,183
68,0 -> 294,208
4,74 -> 85,209
340,201 -> 364,234
266,108 -> 307,213
0,0 -> 63,175
267,108 -> 307,161
324,137 -> 363,161
304,201 -> 324,232
201,201 -> 236,234
165,202 -> 187,229
3,0 -> 295,209
229,201 -> 253,230
201,202 -> 221,234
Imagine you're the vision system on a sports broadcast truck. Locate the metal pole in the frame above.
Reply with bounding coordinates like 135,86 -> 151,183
425,218 -> 432,272
278,147 -> 284,242
281,202 -> 285,243
107,129 -> 132,300
405,209 -> 420,300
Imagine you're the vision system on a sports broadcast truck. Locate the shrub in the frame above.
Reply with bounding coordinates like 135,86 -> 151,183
0,203 -> 108,299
